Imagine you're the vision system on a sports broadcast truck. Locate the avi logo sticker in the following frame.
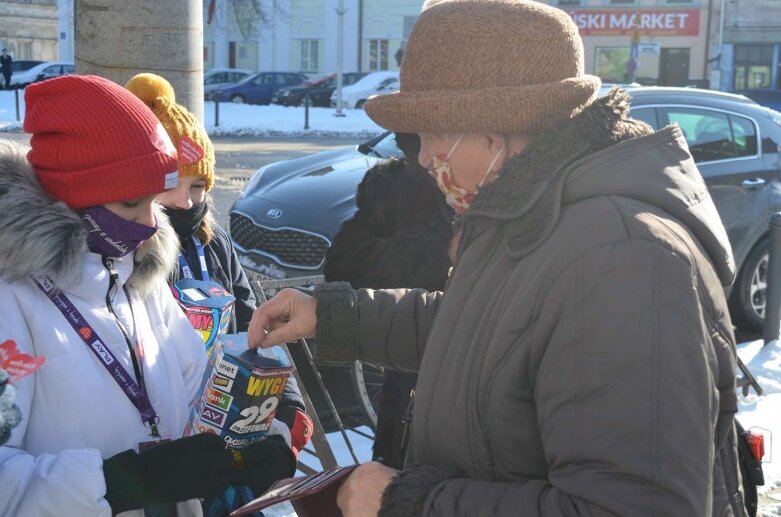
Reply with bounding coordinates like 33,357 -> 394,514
212,374 -> 234,392
201,406 -> 228,427
216,359 -> 238,379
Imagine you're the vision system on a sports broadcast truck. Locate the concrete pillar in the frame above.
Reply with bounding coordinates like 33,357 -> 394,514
74,0 -> 205,122
772,44 -> 780,91
58,0 -> 74,62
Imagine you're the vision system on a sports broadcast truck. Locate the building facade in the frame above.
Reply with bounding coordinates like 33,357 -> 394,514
709,0 -> 781,92
203,0 -> 421,74
0,0 -> 57,61
542,0 -> 710,87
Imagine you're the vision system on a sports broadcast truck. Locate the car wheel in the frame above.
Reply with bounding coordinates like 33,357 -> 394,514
350,360 -> 382,429
230,94 -> 245,104
355,99 -> 367,109
729,237 -> 769,333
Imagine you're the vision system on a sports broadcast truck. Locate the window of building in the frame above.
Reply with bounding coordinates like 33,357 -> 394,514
17,41 -> 32,60
664,0 -> 693,3
300,40 -> 319,73
663,107 -> 757,163
595,47 -> 630,83
369,40 -> 389,71
558,0 -> 580,5
733,45 -> 774,90
608,0 -> 635,4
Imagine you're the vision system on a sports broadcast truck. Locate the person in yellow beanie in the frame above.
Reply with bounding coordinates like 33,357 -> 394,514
126,73 -> 313,515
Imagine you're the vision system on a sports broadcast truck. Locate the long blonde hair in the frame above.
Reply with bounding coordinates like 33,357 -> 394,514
194,194 -> 216,245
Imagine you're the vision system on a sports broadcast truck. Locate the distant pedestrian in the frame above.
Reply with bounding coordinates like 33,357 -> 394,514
1,49 -> 12,90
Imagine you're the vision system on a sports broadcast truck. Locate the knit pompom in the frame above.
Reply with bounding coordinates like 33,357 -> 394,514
125,73 -> 176,107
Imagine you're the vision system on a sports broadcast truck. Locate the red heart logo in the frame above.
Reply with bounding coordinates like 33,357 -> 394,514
2,353 -> 46,382
78,327 -> 92,340
0,339 -> 20,364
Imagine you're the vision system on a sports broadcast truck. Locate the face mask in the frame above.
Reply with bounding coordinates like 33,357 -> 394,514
79,205 -> 158,258
428,134 -> 505,215
163,202 -> 208,241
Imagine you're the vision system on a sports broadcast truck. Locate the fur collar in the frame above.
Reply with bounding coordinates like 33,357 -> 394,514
0,139 -> 178,297
462,88 -> 655,256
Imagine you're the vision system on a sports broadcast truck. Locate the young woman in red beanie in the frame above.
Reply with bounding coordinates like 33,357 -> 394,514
125,73 -> 314,515
0,75 -> 246,516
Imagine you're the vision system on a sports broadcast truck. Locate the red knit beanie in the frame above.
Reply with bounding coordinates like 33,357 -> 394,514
24,75 -> 180,209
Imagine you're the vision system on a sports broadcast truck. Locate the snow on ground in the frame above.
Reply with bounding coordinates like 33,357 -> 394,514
737,340 -> 781,504
0,90 -> 384,138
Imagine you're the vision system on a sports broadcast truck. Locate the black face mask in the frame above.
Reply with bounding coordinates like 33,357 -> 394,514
163,202 -> 208,240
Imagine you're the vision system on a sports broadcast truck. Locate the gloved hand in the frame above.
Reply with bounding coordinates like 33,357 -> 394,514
104,432 -> 232,514
231,435 -> 297,495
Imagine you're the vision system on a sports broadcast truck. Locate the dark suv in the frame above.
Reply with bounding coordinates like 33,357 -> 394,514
272,72 -> 368,107
231,87 -> 781,334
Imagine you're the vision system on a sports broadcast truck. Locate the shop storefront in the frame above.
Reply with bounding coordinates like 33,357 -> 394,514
563,4 -> 709,87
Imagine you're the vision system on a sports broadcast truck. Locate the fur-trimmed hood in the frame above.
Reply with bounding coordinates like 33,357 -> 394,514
0,139 -> 179,297
463,88 -> 735,285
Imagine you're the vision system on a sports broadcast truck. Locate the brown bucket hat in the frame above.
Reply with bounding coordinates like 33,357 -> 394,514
365,0 -> 601,135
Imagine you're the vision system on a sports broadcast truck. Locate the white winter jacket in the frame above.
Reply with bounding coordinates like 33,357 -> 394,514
0,140 -> 207,516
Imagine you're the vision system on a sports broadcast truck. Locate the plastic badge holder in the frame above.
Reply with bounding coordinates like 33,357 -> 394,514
172,278 -> 235,354
184,333 -> 292,452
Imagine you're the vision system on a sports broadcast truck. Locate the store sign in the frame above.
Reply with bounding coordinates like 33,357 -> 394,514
638,42 -> 661,55
568,9 -> 700,36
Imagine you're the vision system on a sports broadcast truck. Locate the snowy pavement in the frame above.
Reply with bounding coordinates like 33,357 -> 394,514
0,90 -> 385,139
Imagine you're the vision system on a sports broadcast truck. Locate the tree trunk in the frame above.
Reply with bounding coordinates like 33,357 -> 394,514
74,0 -> 204,122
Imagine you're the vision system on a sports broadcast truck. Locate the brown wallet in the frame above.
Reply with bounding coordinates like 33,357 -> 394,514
230,465 -> 358,517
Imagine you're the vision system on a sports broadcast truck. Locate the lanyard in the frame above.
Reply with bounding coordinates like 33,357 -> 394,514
178,236 -> 210,282
31,269 -> 161,437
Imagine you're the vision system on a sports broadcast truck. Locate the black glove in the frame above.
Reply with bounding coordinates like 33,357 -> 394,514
231,435 -> 297,495
104,433 -> 232,515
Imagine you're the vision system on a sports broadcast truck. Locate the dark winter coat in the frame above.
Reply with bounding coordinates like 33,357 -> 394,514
1,55 -> 11,75
313,89 -> 744,516
324,157 -> 452,467
171,224 -> 256,333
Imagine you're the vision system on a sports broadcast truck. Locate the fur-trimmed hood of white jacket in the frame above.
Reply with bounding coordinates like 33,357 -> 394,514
0,139 -> 178,297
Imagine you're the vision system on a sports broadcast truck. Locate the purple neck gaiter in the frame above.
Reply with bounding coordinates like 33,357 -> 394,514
79,206 -> 158,258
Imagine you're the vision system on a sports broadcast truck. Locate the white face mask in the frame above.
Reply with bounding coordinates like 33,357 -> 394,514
427,133 -> 505,215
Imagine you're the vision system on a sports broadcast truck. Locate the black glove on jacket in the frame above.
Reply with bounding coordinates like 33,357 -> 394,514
103,433 -> 232,515
231,435 -> 297,495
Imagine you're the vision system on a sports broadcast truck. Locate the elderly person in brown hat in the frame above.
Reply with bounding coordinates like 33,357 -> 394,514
248,0 -> 744,516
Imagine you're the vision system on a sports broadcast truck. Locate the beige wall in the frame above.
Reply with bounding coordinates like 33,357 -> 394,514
0,0 -> 57,61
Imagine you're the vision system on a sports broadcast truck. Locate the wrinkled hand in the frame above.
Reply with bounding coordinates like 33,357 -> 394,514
337,462 -> 398,517
248,288 -> 317,349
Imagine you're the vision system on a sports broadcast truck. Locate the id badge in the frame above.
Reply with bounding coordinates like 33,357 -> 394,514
138,439 -> 177,517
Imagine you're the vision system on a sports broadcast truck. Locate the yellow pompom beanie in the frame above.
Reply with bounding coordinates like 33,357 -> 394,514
126,73 -> 215,191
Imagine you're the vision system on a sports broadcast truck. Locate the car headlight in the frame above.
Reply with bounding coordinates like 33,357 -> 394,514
280,90 -> 290,97
240,166 -> 268,198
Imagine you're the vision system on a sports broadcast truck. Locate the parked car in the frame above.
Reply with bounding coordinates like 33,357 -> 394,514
215,71 -> 307,105
330,71 -> 399,109
10,61 -> 71,88
203,67 -> 253,99
735,89 -> 781,112
272,72 -> 368,107
32,62 -> 75,83
231,87 -> 781,335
